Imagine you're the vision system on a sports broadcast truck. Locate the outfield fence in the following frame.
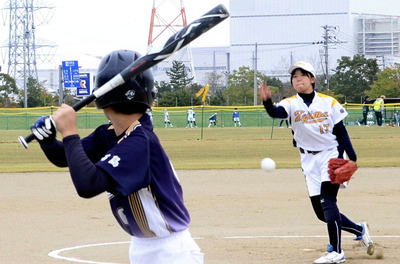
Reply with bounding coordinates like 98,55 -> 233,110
0,104 -> 399,130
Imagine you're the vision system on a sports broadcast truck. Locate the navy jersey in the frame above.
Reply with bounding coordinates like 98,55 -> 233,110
81,114 -> 190,238
209,114 -> 217,121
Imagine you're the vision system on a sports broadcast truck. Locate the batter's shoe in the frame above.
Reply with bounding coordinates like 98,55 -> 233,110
314,250 -> 345,263
354,222 -> 374,255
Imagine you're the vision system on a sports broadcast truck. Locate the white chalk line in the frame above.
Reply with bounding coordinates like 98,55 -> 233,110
48,235 -> 400,264
48,241 -> 129,264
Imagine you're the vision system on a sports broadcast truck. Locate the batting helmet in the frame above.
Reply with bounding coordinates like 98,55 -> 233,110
93,50 -> 155,112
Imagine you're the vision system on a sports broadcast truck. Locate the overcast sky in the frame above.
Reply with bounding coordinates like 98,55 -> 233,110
0,0 -> 230,70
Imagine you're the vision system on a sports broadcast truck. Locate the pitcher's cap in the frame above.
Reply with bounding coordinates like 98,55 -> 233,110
289,61 -> 316,77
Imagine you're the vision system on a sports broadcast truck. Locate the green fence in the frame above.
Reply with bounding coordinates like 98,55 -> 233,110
0,104 -> 399,130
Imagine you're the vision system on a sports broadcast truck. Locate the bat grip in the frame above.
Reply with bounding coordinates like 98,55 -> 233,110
18,94 -> 96,149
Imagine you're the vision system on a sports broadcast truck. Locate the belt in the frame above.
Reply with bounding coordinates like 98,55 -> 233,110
299,147 -> 321,155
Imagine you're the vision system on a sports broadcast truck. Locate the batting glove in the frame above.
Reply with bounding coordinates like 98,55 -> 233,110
31,115 -> 57,145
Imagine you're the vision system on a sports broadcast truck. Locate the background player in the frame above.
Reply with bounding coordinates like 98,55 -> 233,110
373,95 -> 385,126
164,109 -> 173,128
186,107 -> 197,128
208,112 -> 217,127
232,108 -> 241,127
357,95 -> 370,126
30,50 -> 203,264
260,61 -> 374,264
146,108 -> 153,124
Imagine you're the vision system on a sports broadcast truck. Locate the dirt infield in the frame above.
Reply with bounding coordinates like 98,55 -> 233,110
1,168 -> 399,263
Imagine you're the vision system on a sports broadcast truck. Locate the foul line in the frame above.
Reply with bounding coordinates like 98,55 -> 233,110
48,235 -> 400,264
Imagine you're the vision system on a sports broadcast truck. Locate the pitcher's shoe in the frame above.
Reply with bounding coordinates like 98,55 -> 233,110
354,222 -> 374,255
314,251 -> 345,263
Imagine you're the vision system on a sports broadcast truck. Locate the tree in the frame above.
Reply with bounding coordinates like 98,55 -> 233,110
39,80 -> 56,106
157,61 -> 201,106
267,77 -> 283,89
166,60 -> 194,91
18,77 -> 42,107
329,55 -> 379,103
368,65 -> 400,99
224,66 -> 268,105
157,88 -> 200,107
209,89 -> 226,105
155,81 -> 172,97
0,66 -> 18,107
204,71 -> 225,96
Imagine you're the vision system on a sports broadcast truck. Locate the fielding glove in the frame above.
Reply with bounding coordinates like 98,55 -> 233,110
328,158 -> 358,184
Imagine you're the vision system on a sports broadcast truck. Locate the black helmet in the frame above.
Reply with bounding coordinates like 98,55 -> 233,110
93,50 -> 155,111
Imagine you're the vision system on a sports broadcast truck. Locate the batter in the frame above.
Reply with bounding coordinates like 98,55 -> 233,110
260,61 -> 374,263
30,50 -> 203,264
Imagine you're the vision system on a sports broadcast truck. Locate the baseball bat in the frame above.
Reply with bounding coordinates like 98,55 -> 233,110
18,4 -> 229,149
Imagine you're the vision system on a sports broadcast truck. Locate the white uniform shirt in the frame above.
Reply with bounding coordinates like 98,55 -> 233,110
278,92 -> 348,151
164,112 -> 170,122
187,109 -> 195,121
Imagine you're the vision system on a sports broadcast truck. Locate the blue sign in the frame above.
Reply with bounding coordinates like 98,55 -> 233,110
62,61 -> 80,88
77,73 -> 91,96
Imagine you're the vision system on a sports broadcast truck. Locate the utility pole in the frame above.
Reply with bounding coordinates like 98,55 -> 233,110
58,65 -> 63,105
323,25 -> 330,90
253,42 -> 258,106
314,25 -> 340,90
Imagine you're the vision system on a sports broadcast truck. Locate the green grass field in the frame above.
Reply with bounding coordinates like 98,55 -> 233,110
1,125 -> 398,172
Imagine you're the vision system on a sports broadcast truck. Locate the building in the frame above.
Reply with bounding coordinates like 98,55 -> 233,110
229,0 -> 400,81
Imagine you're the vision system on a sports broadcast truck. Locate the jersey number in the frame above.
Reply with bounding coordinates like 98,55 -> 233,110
320,124 -> 329,134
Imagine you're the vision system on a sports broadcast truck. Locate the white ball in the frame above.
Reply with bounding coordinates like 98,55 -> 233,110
261,158 -> 276,171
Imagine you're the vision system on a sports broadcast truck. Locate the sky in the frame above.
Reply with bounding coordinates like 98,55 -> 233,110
0,0 -> 230,70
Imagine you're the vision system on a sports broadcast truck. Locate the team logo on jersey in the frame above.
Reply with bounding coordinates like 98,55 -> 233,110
101,154 -> 111,161
101,154 -> 121,167
294,110 -> 328,123
108,156 -> 121,167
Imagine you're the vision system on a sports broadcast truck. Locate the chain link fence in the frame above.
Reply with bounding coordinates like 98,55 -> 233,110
0,104 -> 399,130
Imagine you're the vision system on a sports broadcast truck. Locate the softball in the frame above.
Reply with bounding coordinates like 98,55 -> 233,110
261,158 -> 276,171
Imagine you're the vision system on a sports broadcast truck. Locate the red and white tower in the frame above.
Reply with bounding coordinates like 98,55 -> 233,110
148,0 -> 196,81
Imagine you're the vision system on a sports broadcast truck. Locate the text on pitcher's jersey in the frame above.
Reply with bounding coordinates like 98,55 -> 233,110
278,92 -> 347,151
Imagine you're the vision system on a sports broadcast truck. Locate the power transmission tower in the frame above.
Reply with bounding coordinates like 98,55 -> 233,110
3,0 -> 55,107
148,0 -> 196,82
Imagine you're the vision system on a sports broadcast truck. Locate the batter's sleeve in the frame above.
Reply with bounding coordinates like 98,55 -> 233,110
63,135 -> 114,198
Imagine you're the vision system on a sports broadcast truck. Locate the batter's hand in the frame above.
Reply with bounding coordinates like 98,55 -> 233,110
31,115 -> 57,145
52,104 -> 79,138
260,81 -> 271,101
